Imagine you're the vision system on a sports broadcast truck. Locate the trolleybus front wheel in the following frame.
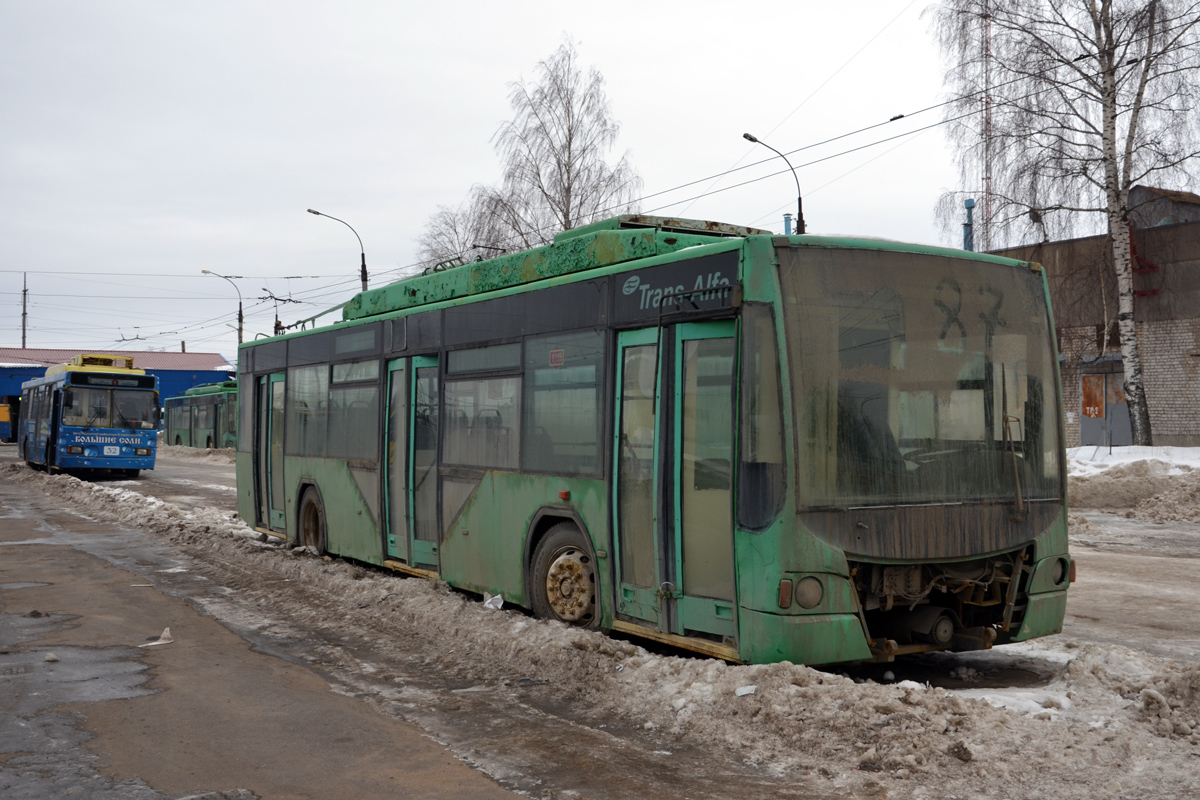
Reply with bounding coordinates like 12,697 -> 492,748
530,522 -> 598,628
298,489 -> 327,554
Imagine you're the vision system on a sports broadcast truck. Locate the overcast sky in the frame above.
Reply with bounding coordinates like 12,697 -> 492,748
0,1 -> 968,362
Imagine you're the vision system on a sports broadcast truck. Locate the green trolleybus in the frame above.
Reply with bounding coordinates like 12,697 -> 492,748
235,215 -> 1070,665
165,380 -> 238,449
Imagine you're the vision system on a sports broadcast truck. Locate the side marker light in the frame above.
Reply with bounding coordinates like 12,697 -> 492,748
777,579 -> 793,608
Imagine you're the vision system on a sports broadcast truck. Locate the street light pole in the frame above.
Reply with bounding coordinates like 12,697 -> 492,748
308,208 -> 368,292
201,270 -> 244,345
743,132 -> 806,235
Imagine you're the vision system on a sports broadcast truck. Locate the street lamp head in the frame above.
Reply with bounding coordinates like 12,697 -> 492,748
743,132 -> 759,143
201,269 -> 212,275
307,208 -> 321,215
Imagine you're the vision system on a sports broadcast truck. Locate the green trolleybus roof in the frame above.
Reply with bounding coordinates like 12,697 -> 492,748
181,380 -> 238,397
338,215 -> 1038,325
241,214 -> 1032,335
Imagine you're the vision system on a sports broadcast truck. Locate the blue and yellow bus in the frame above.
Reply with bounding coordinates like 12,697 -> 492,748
19,354 -> 159,478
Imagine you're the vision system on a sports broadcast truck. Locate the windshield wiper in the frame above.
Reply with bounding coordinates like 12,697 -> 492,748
999,366 -> 1027,522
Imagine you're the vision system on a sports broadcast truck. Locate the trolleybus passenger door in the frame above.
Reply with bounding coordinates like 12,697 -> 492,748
384,359 -> 408,562
256,373 -> 286,532
409,355 -> 440,571
613,329 -> 662,626
672,321 -> 738,642
613,323 -> 738,642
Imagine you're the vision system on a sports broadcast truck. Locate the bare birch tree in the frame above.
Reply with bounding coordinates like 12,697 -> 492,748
931,0 -> 1200,445
417,40 -> 641,266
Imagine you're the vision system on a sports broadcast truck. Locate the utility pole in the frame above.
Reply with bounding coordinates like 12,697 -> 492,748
21,272 -> 27,348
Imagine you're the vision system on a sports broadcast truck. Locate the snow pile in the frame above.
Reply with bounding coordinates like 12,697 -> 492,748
1068,446 -> 1200,521
1067,446 -> 1200,477
0,462 -> 249,543
157,444 -> 237,464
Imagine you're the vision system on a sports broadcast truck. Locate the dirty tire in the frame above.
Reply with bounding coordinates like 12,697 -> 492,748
124,469 -> 140,479
299,488 -> 327,554
530,522 -> 598,628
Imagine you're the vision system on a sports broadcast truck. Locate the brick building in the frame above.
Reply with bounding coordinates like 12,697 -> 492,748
994,197 -> 1200,447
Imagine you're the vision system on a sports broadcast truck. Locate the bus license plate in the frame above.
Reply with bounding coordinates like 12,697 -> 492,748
104,446 -> 120,456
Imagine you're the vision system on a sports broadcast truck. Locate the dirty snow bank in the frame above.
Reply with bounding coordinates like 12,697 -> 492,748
156,444 -> 237,464
1069,446 -> 1200,522
6,462 -> 1200,798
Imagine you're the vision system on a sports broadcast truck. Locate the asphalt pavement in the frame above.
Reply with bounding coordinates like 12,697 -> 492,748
0,465 -> 517,800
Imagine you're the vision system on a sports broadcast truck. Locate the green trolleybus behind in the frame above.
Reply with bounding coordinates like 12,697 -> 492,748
235,215 -> 1070,666
165,380 -> 238,449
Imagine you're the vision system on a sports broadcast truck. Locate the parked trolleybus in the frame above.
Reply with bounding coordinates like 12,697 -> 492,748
165,380 -> 238,449
235,215 -> 1070,665
19,353 -> 159,478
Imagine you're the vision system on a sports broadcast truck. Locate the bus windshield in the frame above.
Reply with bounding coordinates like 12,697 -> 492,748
63,387 -> 159,430
778,246 -> 1061,509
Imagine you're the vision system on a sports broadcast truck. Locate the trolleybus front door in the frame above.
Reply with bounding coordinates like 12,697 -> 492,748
613,322 -> 738,642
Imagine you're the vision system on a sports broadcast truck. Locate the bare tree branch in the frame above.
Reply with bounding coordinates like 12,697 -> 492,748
929,0 -> 1200,444
416,39 -> 642,267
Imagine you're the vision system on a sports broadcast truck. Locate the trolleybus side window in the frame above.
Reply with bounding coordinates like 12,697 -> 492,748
738,303 -> 786,530
286,365 -> 329,457
522,329 -> 605,476
328,359 -> 381,462
443,345 -> 521,470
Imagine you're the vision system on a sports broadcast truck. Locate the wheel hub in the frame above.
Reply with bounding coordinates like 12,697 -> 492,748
545,548 -> 594,623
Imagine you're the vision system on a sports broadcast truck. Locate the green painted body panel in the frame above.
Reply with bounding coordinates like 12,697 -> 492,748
438,472 -> 609,616
739,609 -> 873,665
735,521 -> 851,613
1014,590 -> 1067,640
1027,507 -> 1071,594
236,452 -> 255,525
739,236 -> 777,302
283,456 -> 382,564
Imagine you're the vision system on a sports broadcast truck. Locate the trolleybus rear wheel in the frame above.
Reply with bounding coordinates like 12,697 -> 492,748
530,522 -> 597,628
299,489 -> 327,554
124,469 -> 140,479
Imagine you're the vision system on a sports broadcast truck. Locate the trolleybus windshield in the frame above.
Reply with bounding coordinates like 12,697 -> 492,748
62,387 -> 159,430
779,246 -> 1061,509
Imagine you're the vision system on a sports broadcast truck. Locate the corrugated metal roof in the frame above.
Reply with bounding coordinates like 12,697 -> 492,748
0,348 -> 232,371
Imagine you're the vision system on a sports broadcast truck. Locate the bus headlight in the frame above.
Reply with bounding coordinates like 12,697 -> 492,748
1052,558 -> 1069,586
135,447 -> 150,456
794,576 -> 824,609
